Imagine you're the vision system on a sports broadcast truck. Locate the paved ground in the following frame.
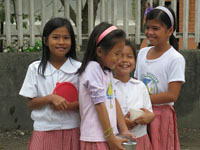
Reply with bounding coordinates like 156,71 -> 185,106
179,128 -> 200,150
0,128 -> 200,150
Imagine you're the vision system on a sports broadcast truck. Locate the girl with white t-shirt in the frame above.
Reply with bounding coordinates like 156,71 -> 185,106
77,22 -> 135,150
19,18 -> 81,150
114,40 -> 154,150
134,6 -> 185,150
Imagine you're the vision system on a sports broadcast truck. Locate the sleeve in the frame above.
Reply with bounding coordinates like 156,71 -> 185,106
141,83 -> 153,112
144,8 -> 148,16
134,63 -> 138,79
134,51 -> 140,79
83,63 -> 105,104
19,64 -> 38,98
168,56 -> 185,83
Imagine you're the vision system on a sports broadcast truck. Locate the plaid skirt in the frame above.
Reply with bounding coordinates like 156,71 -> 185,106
28,128 -> 80,150
136,134 -> 153,150
148,105 -> 180,150
80,141 -> 109,150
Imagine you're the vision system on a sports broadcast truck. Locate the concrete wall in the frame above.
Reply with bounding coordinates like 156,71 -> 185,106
0,50 -> 200,130
174,50 -> 200,128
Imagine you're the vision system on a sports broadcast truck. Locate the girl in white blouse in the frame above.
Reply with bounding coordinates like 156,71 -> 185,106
114,40 -> 155,150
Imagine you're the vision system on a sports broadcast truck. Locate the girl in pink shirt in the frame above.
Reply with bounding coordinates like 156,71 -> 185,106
77,22 -> 135,150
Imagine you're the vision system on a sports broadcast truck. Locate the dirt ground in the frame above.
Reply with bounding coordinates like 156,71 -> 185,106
0,128 -> 200,150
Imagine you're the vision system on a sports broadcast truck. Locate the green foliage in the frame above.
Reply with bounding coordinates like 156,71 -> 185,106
35,13 -> 41,22
8,46 -> 15,52
23,40 -> 42,52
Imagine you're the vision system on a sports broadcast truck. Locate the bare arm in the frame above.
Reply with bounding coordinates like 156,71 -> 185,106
143,15 -> 146,27
133,108 -> 155,125
116,99 -> 129,133
27,95 -> 53,109
150,81 -> 182,104
116,100 -> 136,140
95,102 -> 126,150
28,94 -> 78,111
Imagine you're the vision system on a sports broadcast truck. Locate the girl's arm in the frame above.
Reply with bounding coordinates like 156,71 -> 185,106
95,102 -> 127,150
65,101 -> 79,111
133,108 -> 155,125
116,99 -> 136,139
116,99 -> 129,132
28,95 -> 53,109
124,112 -> 137,130
150,81 -> 182,104
28,94 -> 74,111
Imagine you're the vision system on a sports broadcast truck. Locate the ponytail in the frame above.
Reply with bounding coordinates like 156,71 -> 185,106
169,34 -> 178,50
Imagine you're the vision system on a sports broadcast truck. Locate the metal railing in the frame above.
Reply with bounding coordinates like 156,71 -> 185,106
1,0 -> 200,50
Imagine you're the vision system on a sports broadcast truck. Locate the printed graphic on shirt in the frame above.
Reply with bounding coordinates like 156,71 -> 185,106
141,72 -> 159,95
107,81 -> 114,109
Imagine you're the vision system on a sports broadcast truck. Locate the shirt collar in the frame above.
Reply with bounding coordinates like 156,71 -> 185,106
44,58 -> 81,76
114,77 -> 141,84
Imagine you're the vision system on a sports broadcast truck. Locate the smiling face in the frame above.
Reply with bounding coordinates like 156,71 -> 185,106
46,26 -> 71,61
145,19 -> 173,47
114,45 -> 135,79
97,39 -> 125,70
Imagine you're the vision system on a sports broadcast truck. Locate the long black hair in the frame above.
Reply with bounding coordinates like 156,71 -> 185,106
77,22 -> 126,75
38,17 -> 77,77
146,7 -> 178,50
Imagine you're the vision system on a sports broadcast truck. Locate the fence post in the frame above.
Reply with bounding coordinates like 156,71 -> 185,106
16,0 -> 23,49
29,0 -> 35,47
41,0 -> 46,32
5,0 -> 11,47
183,0 -> 189,49
111,0 -> 117,26
88,0 -> 94,34
105,0 -> 109,22
64,0 -> 70,19
123,0 -> 129,35
135,0 -> 141,45
171,0 -> 177,37
100,0 -> 105,22
76,0 -> 82,46
195,0 -> 200,43
149,0 -> 153,7
159,0 -> 165,6
53,0 -> 57,17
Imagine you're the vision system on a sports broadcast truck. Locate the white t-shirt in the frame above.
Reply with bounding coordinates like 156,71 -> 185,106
114,78 -> 153,138
134,46 -> 185,106
19,58 -> 81,131
79,61 -> 118,142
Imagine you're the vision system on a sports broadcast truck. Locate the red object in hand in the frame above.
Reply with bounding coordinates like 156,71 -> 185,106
53,82 -> 78,102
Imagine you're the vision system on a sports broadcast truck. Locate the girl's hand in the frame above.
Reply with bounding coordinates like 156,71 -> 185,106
133,108 -> 155,125
120,131 -> 136,142
107,135 -> 127,150
49,94 -> 70,111
124,112 -> 137,129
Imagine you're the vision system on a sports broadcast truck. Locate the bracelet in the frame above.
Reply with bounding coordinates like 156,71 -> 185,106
104,127 -> 113,138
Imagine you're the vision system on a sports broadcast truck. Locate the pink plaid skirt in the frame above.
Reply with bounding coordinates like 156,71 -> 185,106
80,141 -> 109,150
28,128 -> 80,150
136,134 -> 153,150
148,105 -> 180,150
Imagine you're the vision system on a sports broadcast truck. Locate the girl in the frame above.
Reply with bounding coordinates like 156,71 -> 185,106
19,17 -> 81,150
114,40 -> 154,150
134,6 -> 185,150
77,22 -> 135,150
